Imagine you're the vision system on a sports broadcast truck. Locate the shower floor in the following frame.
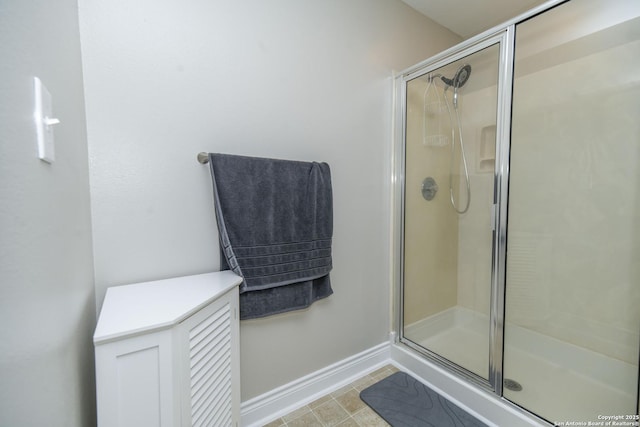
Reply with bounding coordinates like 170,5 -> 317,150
404,306 -> 637,424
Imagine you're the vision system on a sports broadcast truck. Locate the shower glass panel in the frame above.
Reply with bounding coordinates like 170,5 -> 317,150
402,44 -> 501,381
504,0 -> 640,422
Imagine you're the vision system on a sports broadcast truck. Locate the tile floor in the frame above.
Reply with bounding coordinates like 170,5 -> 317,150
262,365 -> 399,427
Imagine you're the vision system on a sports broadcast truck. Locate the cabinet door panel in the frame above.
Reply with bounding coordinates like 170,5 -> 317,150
95,330 -> 176,427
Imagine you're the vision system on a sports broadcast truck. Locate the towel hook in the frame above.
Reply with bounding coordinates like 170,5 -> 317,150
197,152 -> 209,164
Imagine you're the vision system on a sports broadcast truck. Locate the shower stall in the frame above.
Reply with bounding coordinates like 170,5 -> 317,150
394,0 -> 640,424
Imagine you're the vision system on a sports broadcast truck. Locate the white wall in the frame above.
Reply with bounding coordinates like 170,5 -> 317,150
507,36 -> 640,364
403,77 -> 459,325
79,0 -> 460,400
0,1 -> 96,426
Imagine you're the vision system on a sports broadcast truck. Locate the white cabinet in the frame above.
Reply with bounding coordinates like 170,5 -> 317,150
94,271 -> 242,427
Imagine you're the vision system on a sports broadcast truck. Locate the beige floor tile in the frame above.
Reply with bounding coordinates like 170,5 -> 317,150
372,369 -> 394,381
335,417 -> 360,427
352,407 -> 390,426
262,418 -> 284,427
313,399 -> 350,426
369,366 -> 391,377
330,383 -> 355,398
282,405 -> 311,423
276,368 -> 403,427
308,393 -> 333,409
335,389 -> 366,415
352,376 -> 377,391
287,411 -> 324,427
351,375 -> 373,387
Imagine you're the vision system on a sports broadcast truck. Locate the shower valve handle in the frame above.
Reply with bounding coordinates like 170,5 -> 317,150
421,177 -> 438,201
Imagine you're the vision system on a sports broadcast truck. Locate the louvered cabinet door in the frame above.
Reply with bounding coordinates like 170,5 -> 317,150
177,287 -> 240,427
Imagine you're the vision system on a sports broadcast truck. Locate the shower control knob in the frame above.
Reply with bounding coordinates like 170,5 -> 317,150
421,177 -> 438,201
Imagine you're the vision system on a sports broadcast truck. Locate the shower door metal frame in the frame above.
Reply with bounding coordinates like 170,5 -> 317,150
394,28 -> 514,394
393,0 -> 640,421
490,25 -> 515,398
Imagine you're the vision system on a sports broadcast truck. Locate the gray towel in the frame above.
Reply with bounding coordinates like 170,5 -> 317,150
208,153 -> 333,319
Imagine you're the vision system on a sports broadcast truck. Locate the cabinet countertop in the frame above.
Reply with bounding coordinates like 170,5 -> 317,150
94,271 -> 242,345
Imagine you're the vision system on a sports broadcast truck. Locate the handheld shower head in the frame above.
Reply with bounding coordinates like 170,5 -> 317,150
440,76 -> 455,87
440,64 -> 472,89
454,64 -> 471,88
440,64 -> 472,108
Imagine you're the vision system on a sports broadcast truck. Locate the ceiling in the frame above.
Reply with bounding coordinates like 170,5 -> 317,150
401,0 -> 550,39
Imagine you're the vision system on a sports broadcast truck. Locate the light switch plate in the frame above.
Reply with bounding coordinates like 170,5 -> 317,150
34,77 -> 57,163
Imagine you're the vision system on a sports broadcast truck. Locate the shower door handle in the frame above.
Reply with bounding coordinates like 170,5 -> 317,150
491,204 -> 497,231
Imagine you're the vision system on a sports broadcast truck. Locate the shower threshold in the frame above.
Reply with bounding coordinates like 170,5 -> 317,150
404,306 -> 636,423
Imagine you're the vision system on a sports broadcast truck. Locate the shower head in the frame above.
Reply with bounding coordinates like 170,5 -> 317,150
441,64 -> 472,89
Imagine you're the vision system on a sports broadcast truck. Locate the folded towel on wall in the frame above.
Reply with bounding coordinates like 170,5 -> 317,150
208,153 -> 333,319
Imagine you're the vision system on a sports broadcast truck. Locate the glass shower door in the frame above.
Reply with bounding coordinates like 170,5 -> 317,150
401,42 -> 502,382
504,0 -> 640,422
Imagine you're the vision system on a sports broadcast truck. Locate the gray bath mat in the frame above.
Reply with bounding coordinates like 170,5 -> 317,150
360,371 -> 489,427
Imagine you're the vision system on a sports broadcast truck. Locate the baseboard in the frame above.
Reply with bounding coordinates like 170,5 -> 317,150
240,342 -> 391,427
